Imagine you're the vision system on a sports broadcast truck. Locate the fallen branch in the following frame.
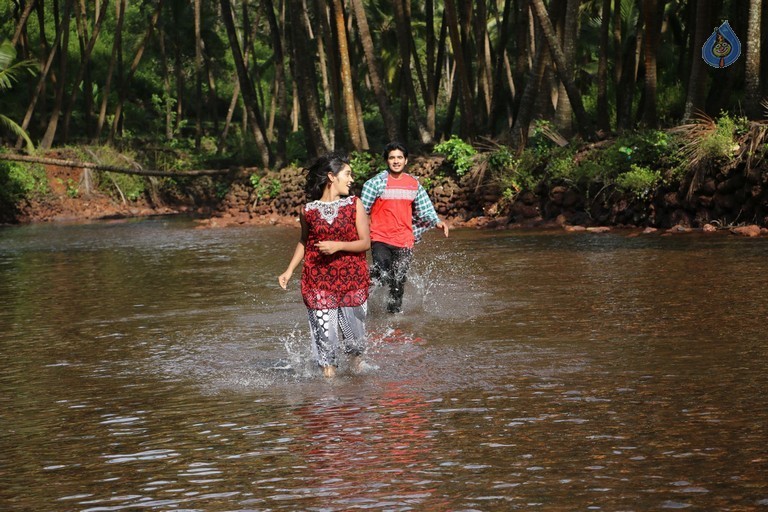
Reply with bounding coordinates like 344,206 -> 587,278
0,153 -> 230,177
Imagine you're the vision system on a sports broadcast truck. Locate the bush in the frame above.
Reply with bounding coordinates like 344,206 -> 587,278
250,174 -> 281,202
0,160 -> 48,205
349,150 -> 380,182
615,164 -> 662,199
435,135 -> 476,176
486,146 -> 538,196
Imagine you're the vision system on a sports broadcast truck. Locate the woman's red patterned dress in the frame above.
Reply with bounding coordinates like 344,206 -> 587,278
301,196 -> 369,310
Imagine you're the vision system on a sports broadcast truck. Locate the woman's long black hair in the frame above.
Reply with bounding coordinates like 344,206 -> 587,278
304,151 -> 350,201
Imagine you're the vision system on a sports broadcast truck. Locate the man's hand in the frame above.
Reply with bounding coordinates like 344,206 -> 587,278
437,221 -> 450,237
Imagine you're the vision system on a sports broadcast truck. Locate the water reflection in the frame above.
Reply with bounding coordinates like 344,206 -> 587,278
1,220 -> 767,510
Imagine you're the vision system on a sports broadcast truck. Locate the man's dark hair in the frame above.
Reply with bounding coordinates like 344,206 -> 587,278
382,141 -> 409,160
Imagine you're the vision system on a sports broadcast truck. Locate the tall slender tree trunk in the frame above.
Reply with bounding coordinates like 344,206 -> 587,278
287,0 -> 329,156
744,0 -> 762,119
489,0 -> 513,136
350,0 -> 398,141
330,0 -> 363,150
392,0 -> 413,142
444,0 -> 476,137
11,0 -> 37,46
194,0 -> 204,149
510,23 -> 550,147
39,0 -> 74,149
263,0 -> 289,166
220,0 -> 272,166
316,0 -> 342,148
63,1 -> 107,141
158,25 -> 174,140
554,0 -> 578,136
109,0 -> 163,143
425,0 -> 437,137
683,0 -> 711,121
640,0 -> 661,127
596,0 -> 611,131
529,0 -> 593,140
473,1 -> 492,124
95,0 -> 125,141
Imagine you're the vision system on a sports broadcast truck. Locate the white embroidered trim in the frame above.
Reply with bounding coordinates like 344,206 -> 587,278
306,196 -> 355,225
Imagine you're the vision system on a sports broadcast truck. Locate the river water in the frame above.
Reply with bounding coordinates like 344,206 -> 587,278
1,218 -> 767,511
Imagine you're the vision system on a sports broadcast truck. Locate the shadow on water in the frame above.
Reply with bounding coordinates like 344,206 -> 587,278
1,219 -> 768,510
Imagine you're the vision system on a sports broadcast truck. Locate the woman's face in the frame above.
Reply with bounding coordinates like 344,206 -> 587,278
330,164 -> 354,196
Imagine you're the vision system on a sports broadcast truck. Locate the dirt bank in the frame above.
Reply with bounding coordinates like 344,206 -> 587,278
5,152 -> 768,238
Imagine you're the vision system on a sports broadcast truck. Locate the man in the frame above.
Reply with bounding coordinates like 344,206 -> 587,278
361,141 -> 449,313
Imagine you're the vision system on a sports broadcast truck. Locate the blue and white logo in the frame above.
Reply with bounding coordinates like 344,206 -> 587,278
702,21 -> 741,68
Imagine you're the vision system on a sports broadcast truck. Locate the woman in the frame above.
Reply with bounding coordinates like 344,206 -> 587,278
278,152 -> 370,377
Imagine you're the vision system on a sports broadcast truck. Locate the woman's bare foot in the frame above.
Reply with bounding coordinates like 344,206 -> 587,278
322,365 -> 336,378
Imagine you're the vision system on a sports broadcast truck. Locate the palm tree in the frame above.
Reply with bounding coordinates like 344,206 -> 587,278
0,41 -> 36,152
744,0 -> 762,119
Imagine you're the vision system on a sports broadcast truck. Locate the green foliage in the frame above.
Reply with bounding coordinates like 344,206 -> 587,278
0,160 -> 48,205
697,113 -> 743,161
0,40 -> 37,152
250,174 -> 281,202
486,145 -> 539,198
615,164 -> 662,199
435,136 -> 476,176
104,172 -> 145,201
349,151 -> 380,182
65,178 -> 79,198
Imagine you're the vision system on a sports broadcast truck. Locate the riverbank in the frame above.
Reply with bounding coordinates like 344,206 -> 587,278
4,145 -> 768,238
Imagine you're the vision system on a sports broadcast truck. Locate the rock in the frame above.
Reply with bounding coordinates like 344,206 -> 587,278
586,226 -> 611,233
730,225 -> 761,237
702,223 -> 718,232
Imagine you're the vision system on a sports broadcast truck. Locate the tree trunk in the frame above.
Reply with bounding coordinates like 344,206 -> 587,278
683,0 -> 711,121
219,0 -> 272,166
744,0 -> 762,119
95,0 -> 125,141
287,0 -> 329,156
392,0 -> 413,142
489,0 -> 513,136
39,0 -> 74,149
510,22 -> 550,147
554,0 -> 578,136
0,153 -> 230,177
63,1 -> 108,142
108,0 -> 163,143
425,0 -> 437,137
529,0 -> 593,140
473,0 -> 492,123
157,25 -> 173,140
596,0 -> 611,131
263,0 -> 290,166
330,0 -> 363,150
350,0 -> 398,141
444,0 -> 476,137
640,0 -> 660,127
11,0 -> 37,47
194,0 -> 203,149
316,0 -> 343,148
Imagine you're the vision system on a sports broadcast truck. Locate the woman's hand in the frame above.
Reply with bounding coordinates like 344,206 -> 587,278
315,241 -> 340,255
278,270 -> 293,289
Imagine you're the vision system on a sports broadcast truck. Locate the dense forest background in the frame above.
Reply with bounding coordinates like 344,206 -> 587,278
0,0 -> 766,228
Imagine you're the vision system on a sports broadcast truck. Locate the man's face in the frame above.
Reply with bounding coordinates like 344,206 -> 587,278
387,150 -> 407,174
